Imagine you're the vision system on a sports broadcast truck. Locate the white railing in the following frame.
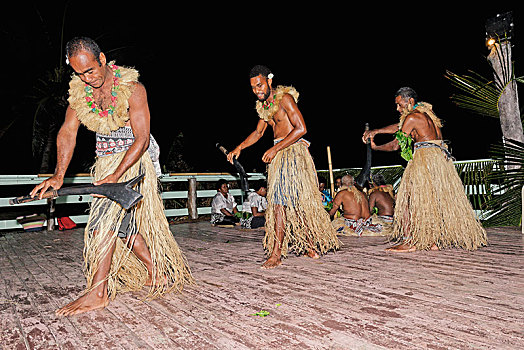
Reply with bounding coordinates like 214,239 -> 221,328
0,158 -> 516,232
0,173 -> 265,231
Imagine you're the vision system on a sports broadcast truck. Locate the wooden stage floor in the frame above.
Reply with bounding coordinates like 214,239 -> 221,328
1,221 -> 523,349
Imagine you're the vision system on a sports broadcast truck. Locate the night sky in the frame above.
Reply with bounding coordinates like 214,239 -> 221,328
2,3 -> 517,175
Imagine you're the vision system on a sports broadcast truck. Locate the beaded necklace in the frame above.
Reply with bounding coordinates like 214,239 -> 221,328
84,64 -> 121,118
262,91 -> 275,110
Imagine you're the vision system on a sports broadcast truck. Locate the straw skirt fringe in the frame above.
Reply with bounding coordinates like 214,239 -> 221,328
264,142 -> 340,256
84,151 -> 193,300
392,145 -> 487,250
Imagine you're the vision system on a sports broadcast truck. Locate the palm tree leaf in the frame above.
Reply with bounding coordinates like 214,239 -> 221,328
445,70 -> 501,118
481,138 -> 524,226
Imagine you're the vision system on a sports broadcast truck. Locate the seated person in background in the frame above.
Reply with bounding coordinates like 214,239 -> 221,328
211,179 -> 239,226
329,175 -> 383,236
241,180 -> 268,229
319,177 -> 332,208
334,176 -> 342,192
368,173 -> 395,235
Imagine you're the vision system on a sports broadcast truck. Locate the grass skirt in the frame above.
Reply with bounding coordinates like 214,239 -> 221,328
264,141 -> 340,256
84,151 -> 193,300
392,141 -> 487,250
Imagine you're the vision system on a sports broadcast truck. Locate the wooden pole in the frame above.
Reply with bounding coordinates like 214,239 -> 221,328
327,146 -> 335,197
487,41 -> 524,145
187,177 -> 198,220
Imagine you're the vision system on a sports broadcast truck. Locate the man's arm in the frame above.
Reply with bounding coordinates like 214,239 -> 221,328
95,83 -> 150,185
220,208 -> 234,216
262,94 -> 306,163
371,138 -> 399,152
30,106 -> 80,199
251,206 -> 265,217
370,115 -> 417,152
362,123 -> 399,143
368,192 -> 376,212
328,192 -> 343,218
227,119 -> 267,164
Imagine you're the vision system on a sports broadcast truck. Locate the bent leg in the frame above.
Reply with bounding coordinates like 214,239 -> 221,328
125,233 -> 165,286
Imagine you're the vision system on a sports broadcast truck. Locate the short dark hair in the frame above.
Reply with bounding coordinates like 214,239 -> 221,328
253,180 -> 267,191
249,65 -> 272,79
395,87 -> 418,103
216,179 -> 228,190
66,36 -> 102,65
372,173 -> 386,186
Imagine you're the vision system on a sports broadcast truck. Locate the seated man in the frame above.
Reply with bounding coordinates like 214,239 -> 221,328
368,173 -> 395,235
329,175 -> 383,236
210,179 -> 239,227
241,180 -> 268,229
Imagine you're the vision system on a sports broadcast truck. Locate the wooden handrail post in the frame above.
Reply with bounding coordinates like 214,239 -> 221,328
47,198 -> 55,231
188,177 -> 198,220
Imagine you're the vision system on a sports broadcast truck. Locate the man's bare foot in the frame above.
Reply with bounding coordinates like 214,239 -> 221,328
261,255 -> 282,269
386,243 -> 417,252
306,249 -> 320,259
55,290 -> 109,317
145,273 -> 168,287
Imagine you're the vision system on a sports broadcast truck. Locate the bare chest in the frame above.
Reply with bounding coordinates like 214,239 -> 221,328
267,108 -> 293,138
92,88 -> 112,110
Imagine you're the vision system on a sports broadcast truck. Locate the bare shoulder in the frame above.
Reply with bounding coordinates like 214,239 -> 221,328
280,93 -> 298,108
129,82 -> 147,103
334,189 -> 348,201
65,105 -> 81,126
405,111 -> 426,123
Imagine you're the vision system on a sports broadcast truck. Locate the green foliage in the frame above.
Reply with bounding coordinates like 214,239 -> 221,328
394,131 -> 413,161
445,70 -> 501,118
445,38 -> 524,227
482,139 -> 524,227
445,40 -> 516,119
455,159 -> 496,214
251,310 -> 270,317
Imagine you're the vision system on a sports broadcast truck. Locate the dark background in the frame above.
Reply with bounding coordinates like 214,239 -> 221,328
2,3 -> 517,175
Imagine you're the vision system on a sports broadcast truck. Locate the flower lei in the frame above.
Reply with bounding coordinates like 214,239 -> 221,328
84,64 -> 121,118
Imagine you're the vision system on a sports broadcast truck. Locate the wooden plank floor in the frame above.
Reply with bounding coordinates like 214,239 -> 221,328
1,221 -> 523,350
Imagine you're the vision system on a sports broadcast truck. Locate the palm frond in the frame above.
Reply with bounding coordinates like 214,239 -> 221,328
445,38 -> 518,120
445,70 -> 501,118
482,138 -> 524,226
455,159 -> 496,214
